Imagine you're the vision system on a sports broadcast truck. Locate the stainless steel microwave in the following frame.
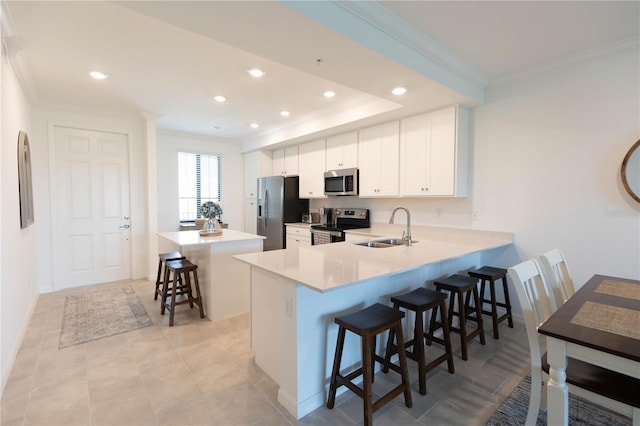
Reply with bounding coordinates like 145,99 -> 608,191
324,168 -> 358,196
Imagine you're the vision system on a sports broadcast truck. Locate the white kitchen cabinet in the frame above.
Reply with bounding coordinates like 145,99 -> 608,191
298,138 -> 327,199
285,225 -> 311,247
272,146 -> 299,176
358,121 -> 400,197
399,106 -> 469,197
244,198 -> 258,234
326,131 -> 358,170
244,150 -> 272,198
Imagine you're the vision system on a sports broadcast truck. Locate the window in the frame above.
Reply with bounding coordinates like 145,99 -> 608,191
178,152 -> 222,221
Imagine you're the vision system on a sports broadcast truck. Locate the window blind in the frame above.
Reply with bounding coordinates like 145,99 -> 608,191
178,152 -> 222,221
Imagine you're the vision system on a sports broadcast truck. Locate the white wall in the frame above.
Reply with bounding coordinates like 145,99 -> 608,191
1,53 -> 38,393
474,50 -> 640,284
311,50 -> 640,286
156,130 -> 244,232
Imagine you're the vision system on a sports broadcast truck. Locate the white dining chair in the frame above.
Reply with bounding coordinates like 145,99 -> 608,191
539,248 -> 575,310
508,259 -> 553,426
508,259 -> 638,426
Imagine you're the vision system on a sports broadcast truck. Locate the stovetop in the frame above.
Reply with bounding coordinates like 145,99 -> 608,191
312,208 -> 370,231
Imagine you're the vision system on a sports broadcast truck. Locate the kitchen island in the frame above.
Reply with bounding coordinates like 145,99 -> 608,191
158,229 -> 265,321
233,224 -> 513,419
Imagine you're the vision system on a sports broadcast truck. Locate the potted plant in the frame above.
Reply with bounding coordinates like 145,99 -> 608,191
200,201 -> 223,233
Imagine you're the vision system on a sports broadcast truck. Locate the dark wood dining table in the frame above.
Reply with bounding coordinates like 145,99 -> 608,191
538,274 -> 640,425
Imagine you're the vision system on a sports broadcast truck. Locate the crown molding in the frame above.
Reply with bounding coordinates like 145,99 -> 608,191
335,1 -> 488,89
2,1 -> 38,104
280,0 -> 485,105
490,36 -> 640,88
241,93 -> 402,151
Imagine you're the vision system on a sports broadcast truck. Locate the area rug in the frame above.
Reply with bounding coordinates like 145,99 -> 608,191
485,375 -> 632,425
59,287 -> 153,349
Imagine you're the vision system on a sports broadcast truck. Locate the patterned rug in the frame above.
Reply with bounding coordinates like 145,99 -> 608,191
485,375 -> 632,425
59,287 -> 153,349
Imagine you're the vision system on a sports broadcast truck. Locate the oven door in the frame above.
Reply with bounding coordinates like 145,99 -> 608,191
310,228 -> 344,245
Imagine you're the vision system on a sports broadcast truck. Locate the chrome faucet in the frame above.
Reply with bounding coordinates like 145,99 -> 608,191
389,207 -> 412,246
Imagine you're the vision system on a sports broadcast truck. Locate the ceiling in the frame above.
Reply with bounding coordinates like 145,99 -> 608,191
2,1 -> 638,150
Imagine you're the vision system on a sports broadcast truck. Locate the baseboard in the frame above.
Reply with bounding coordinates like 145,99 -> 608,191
1,291 -> 39,397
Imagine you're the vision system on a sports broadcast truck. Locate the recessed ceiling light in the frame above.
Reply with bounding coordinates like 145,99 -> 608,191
213,95 -> 226,103
247,68 -> 265,77
323,91 -> 336,98
280,111 -> 290,117
392,87 -> 407,95
209,126 -> 221,131
89,71 -> 108,80
250,123 -> 259,129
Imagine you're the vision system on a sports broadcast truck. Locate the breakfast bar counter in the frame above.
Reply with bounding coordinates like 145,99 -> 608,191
158,229 -> 264,321
233,224 -> 513,419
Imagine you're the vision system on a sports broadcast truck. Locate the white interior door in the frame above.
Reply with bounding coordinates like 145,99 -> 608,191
53,126 -> 131,289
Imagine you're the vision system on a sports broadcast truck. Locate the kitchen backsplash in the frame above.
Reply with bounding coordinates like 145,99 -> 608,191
308,197 -> 475,228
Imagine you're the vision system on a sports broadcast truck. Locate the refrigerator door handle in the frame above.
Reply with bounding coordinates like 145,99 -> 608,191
264,189 -> 268,228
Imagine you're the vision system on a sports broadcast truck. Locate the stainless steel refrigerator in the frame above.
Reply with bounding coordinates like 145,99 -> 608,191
257,176 -> 309,251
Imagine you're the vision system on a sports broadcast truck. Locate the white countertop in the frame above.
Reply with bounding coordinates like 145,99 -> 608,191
285,222 -> 321,229
233,225 -> 513,292
158,229 -> 265,247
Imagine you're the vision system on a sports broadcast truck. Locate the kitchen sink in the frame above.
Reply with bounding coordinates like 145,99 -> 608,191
353,238 -> 417,248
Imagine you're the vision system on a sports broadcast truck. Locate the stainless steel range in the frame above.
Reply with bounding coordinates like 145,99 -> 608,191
310,208 -> 370,245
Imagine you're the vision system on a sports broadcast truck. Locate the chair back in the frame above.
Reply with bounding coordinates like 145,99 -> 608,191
539,248 -> 575,309
508,259 -> 554,365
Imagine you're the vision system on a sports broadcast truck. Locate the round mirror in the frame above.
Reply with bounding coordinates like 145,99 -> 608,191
621,139 -> 640,203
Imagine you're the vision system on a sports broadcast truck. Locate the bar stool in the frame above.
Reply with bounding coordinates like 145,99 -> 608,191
161,259 -> 205,326
433,275 -> 485,361
154,252 -> 185,300
327,303 -> 412,426
383,287 -> 455,395
468,266 -> 513,339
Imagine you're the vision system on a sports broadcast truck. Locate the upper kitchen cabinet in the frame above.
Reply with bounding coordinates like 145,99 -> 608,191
399,106 -> 469,197
244,150 -> 272,198
298,138 -> 327,199
272,145 -> 299,176
325,131 -> 358,170
358,121 -> 400,197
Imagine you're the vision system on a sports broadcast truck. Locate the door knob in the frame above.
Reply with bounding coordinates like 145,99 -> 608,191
119,224 -> 130,229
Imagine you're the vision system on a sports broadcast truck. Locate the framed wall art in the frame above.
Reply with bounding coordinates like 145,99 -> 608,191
17,130 -> 34,228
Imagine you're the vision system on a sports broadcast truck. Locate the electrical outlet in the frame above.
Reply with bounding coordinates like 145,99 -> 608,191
436,208 -> 442,217
284,298 -> 293,318
472,211 -> 479,221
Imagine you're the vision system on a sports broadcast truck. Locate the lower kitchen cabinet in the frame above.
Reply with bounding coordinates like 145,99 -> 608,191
285,224 -> 311,247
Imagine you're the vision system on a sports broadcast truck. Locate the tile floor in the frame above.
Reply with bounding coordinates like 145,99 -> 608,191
1,279 -> 532,426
